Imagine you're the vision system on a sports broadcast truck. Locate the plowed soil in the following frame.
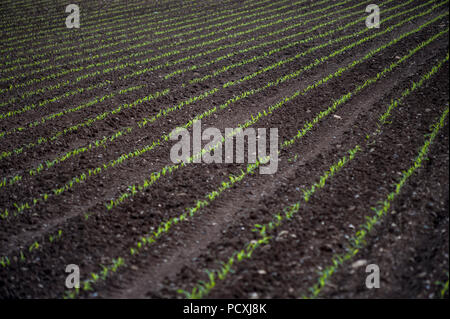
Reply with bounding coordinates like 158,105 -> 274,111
0,0 -> 448,299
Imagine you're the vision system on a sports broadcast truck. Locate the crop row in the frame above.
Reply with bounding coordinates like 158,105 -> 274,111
177,50 -> 450,298
0,85 -> 170,171
0,0 -> 283,66
127,0 -> 384,82
1,0 -> 56,8
0,0 -> 273,75
180,144 -> 362,299
137,3 -> 447,128
1,0 -> 133,34
0,0 -> 440,242
305,105 -> 449,298
99,15 -> 449,225
0,0 -> 386,132
0,0 -> 246,70
0,83 -> 147,137
4,10 -> 443,294
0,0 -> 70,22
0,229 -> 63,268
112,0 -> 350,82
124,39 -> 440,270
127,50 -> 450,267
0,0 -> 364,113
2,6 -> 445,216
0,0 -> 352,109
0,80 -> 112,121
1,0 -> 213,51
0,1 -> 430,197
0,0 -> 49,9
53,51 -> 450,295
162,0 -> 399,80
0,0 -> 241,68
0,0 -> 236,69
0,78 -> 108,109
0,0 -> 368,161
0,0 -> 322,94
0,0 -> 159,26
70,113 -> 359,296
193,0 -> 436,87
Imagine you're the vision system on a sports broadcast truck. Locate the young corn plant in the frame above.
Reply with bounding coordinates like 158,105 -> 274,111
56,25 -> 448,299
305,102 -> 449,299
435,272 -> 449,299
0,0 -> 303,95
2,0 -> 262,70
96,17 -> 449,223
177,235 -> 271,299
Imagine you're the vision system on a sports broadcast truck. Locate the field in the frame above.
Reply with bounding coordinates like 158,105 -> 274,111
0,0 -> 448,299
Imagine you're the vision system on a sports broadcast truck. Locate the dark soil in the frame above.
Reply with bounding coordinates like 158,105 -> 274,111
0,0 -> 448,299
